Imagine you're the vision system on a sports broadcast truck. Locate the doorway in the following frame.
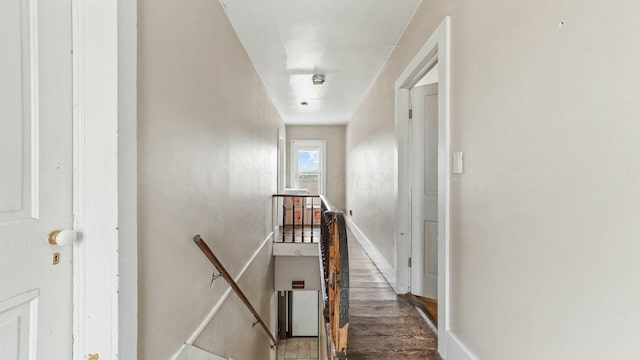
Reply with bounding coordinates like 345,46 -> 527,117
277,290 -> 320,359
0,2 -> 135,359
394,16 -> 450,357
278,129 -> 286,194
410,74 -> 439,326
278,290 -> 319,338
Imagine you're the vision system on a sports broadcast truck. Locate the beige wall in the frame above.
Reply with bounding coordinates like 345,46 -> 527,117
286,125 -> 346,210
347,0 -> 640,359
138,0 -> 283,358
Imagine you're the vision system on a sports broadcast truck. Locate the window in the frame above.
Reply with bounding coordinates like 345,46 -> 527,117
291,140 -> 326,195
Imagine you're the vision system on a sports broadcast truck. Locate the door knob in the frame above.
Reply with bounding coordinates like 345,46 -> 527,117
48,229 -> 77,246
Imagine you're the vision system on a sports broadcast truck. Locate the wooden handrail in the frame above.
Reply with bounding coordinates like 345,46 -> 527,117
272,194 -> 321,198
318,195 -> 337,212
193,235 -> 278,348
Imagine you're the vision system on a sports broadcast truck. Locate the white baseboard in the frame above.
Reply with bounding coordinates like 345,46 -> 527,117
173,345 -> 189,360
344,217 -> 396,289
446,331 -> 477,360
173,344 -> 228,360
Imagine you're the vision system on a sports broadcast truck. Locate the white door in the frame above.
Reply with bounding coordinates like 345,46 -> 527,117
0,0 -> 74,359
291,291 -> 319,337
410,84 -> 438,299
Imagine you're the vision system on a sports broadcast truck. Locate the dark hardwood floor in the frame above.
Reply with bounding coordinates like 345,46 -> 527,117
346,229 -> 440,360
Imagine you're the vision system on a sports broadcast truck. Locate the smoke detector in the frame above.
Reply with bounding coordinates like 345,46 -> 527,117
312,74 -> 325,85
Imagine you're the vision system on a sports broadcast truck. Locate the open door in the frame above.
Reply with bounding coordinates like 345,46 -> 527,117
410,84 -> 439,300
291,291 -> 319,337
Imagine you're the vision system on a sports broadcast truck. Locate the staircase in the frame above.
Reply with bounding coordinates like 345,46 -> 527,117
189,195 -> 350,360
273,194 -> 350,360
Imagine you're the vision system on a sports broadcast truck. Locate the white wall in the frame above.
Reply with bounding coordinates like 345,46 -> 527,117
347,0 -> 640,359
138,0 -> 283,358
286,125 -> 346,210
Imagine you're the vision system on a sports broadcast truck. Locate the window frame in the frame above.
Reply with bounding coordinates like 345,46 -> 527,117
290,140 -> 327,196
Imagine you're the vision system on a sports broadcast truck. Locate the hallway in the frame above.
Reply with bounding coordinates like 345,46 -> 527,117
346,229 -> 439,359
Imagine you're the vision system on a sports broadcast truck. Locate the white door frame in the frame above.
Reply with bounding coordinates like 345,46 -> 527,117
394,17 -> 450,357
72,1 -> 137,359
277,128 -> 286,194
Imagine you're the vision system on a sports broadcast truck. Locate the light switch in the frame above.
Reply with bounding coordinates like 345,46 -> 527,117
453,152 -> 464,174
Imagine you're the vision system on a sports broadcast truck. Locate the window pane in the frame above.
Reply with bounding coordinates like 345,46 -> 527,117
297,150 -> 320,194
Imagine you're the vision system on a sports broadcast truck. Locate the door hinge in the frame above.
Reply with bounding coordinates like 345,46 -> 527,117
408,257 -> 412,267
409,109 -> 413,120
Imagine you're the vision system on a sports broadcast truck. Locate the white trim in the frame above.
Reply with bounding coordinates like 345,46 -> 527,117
183,231 -> 275,347
72,0 -> 137,359
290,140 -> 327,195
345,217 -> 396,289
445,331 -> 478,360
116,0 -> 138,357
277,128 -> 286,194
275,129 -> 286,230
173,345 -> 229,360
71,1 -> 87,355
174,345 -> 190,360
0,289 -> 39,313
394,16 -> 451,357
189,345 -> 229,360
273,242 -> 319,256
0,289 -> 39,360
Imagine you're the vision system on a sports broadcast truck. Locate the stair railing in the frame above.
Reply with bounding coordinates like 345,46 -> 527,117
272,194 -> 322,243
319,195 -> 350,360
193,235 -> 278,348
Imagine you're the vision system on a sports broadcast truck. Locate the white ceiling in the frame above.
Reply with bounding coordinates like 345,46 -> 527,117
219,0 -> 421,125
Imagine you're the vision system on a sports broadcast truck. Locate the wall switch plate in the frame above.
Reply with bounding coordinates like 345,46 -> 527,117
453,151 -> 464,174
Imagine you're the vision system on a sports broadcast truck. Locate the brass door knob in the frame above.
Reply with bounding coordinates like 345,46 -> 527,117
48,229 -> 77,246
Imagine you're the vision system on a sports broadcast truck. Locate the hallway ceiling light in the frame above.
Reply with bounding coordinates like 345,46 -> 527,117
312,74 -> 325,86
220,0 -> 420,124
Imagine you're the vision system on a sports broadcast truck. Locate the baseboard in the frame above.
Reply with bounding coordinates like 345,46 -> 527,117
445,331 -> 477,360
173,345 -> 189,360
344,217 -> 396,289
173,344 -> 228,360
173,231 -> 273,357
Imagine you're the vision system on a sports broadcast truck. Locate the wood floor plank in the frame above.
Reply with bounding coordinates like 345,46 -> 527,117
345,229 -> 440,359
348,281 -> 389,289
349,287 -> 399,301
349,334 -> 437,350
347,349 -> 440,360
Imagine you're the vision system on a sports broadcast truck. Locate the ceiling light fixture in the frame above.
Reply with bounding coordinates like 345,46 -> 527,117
312,74 -> 325,85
